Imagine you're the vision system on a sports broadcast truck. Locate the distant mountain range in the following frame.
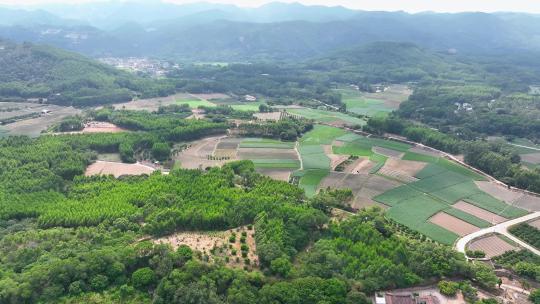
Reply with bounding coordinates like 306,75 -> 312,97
1,1 -> 540,60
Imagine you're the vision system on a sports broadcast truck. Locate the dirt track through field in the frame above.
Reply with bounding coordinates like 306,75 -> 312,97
429,212 -> 480,236
467,235 -> 518,258
453,201 -> 507,224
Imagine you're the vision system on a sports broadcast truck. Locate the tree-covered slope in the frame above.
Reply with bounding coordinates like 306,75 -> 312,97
0,40 -> 172,106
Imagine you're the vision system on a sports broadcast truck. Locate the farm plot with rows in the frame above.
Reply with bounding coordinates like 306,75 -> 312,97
468,234 -> 519,258
374,160 -> 528,244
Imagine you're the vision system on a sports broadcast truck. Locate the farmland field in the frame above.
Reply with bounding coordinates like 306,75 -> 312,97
3,105 -> 81,137
287,108 -> 366,126
468,235 -> 518,258
298,169 -> 330,197
336,85 -> 411,118
239,138 -> 295,149
429,212 -> 480,236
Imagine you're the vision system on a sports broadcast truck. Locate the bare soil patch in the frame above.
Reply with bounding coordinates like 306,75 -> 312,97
82,121 -> 125,133
214,149 -> 237,159
529,218 -> 540,229
382,158 -> 427,176
217,138 -> 242,149
176,136 -> 235,169
373,146 -> 404,158
521,153 -> 540,164
238,148 -> 297,160
190,93 -> 230,100
344,157 -> 376,174
5,105 -> 81,137
85,161 -> 156,177
453,201 -> 507,224
114,93 -> 191,111
365,84 -> 412,109
430,212 -> 480,236
509,194 -> 540,212
323,145 -> 350,170
254,112 -> 282,121
256,168 -> 292,182
409,146 -> 442,158
474,181 -> 523,203
319,173 -> 401,210
468,234 -> 518,258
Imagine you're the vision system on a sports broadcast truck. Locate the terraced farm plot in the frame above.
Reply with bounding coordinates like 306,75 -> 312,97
474,181 -> 523,203
430,181 -> 482,204
443,207 -> 491,228
452,201 -> 507,224
513,194 -> 540,212
318,173 -> 400,209
255,168 -> 292,181
216,138 -> 242,149
414,161 -> 485,181
429,212 -> 480,236
468,235 -> 518,258
239,138 -> 295,149
238,148 -> 298,160
464,193 -> 528,219
373,146 -> 404,158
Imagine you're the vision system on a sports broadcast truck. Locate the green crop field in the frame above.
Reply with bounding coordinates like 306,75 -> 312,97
374,157 -> 527,244
298,169 -> 330,197
411,157 -> 486,181
288,108 -> 366,125
430,181 -> 482,203
240,138 -> 296,149
444,208 -> 491,228
298,144 -> 330,170
176,99 -> 216,108
300,125 -> 347,145
464,193 -> 529,218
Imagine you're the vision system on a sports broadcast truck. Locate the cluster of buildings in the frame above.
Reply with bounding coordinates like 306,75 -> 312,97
454,102 -> 473,113
99,57 -> 179,77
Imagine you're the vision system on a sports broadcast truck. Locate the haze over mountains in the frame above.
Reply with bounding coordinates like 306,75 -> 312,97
1,1 -> 540,60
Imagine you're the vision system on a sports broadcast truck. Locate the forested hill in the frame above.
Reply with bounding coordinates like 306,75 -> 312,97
0,40 -> 172,106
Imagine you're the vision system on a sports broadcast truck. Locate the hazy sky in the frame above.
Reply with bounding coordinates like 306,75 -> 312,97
2,0 -> 540,13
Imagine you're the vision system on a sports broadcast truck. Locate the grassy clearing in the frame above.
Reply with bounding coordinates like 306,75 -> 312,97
240,138 -> 295,149
176,99 -> 216,108
288,108 -> 366,125
444,208 -> 491,228
300,125 -> 347,145
299,169 -> 330,197
464,193 -> 529,219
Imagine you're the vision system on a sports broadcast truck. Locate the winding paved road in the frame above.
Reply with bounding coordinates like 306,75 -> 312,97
455,212 -> 540,257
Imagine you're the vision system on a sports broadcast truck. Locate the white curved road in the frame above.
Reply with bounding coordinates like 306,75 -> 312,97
455,212 -> 540,257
